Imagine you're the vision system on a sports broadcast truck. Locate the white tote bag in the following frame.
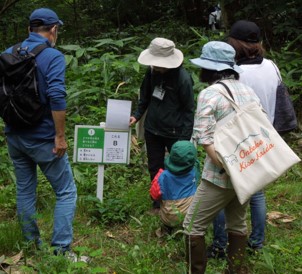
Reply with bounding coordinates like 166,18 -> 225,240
214,83 -> 300,204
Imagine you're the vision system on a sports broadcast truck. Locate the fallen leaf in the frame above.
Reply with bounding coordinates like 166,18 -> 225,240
2,251 -> 23,266
105,231 -> 115,238
267,211 -> 296,227
0,255 -> 5,264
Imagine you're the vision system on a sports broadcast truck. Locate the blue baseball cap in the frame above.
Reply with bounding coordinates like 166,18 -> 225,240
30,8 -> 63,26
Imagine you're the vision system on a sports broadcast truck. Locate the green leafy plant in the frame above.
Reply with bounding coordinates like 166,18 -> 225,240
0,220 -> 23,254
0,15 -> 301,274
268,34 -> 302,96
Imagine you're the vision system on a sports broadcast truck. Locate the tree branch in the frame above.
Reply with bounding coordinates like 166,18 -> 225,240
0,0 -> 21,16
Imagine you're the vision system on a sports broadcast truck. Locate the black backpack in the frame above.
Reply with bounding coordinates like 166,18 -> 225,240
0,43 -> 48,128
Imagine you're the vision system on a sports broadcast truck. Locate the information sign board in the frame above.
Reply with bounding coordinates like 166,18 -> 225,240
74,126 -> 104,164
74,126 -> 130,164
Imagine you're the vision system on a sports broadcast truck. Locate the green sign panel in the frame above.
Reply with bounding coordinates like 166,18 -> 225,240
74,126 -> 105,163
74,125 -> 130,164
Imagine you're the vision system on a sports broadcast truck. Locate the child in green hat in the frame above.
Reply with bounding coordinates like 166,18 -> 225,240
150,140 -> 200,237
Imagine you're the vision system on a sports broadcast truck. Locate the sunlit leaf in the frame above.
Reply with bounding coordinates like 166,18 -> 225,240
59,44 -> 82,51
76,48 -> 86,59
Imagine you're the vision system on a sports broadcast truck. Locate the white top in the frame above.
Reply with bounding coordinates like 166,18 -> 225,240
239,58 -> 280,123
209,11 -> 217,25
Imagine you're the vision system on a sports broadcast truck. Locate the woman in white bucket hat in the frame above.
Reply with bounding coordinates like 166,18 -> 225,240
130,37 -> 195,212
137,37 -> 184,68
183,41 -> 261,274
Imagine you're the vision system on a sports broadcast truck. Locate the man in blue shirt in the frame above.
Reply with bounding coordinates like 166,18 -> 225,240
4,8 -> 77,255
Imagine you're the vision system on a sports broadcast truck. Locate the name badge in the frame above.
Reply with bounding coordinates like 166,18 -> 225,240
152,86 -> 165,100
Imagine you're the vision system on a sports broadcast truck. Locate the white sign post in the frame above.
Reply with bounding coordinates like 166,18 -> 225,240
97,164 -> 105,201
97,122 -> 106,201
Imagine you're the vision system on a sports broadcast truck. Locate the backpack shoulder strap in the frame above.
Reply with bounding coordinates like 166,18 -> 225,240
10,43 -> 48,56
270,60 -> 282,83
30,44 -> 49,57
12,43 -> 22,54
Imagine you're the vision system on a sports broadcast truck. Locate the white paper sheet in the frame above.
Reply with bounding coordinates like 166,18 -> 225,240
105,99 -> 132,130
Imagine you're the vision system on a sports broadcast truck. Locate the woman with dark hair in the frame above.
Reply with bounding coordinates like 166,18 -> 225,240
207,20 -> 281,259
228,20 -> 279,125
183,41 -> 260,274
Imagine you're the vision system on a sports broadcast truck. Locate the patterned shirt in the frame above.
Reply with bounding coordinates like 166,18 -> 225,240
193,79 -> 261,188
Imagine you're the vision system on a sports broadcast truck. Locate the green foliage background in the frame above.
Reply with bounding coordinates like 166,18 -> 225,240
0,0 -> 301,273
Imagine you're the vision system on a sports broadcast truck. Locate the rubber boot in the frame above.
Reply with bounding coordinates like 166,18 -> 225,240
224,232 -> 249,274
185,235 -> 207,274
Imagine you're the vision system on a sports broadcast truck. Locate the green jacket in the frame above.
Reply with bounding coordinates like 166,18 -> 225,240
134,66 -> 194,139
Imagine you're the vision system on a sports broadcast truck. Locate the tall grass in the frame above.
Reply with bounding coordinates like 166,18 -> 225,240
0,24 -> 301,273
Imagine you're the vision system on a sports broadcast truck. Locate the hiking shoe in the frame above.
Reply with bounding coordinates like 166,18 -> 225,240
54,249 -> 90,263
206,244 -> 226,259
155,227 -> 166,238
155,225 -> 173,238
247,246 -> 262,256
65,251 -> 90,263
147,208 -> 160,216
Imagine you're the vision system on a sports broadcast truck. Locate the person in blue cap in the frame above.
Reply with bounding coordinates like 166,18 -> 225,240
183,41 -> 261,274
3,8 -> 77,256
150,140 -> 199,237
